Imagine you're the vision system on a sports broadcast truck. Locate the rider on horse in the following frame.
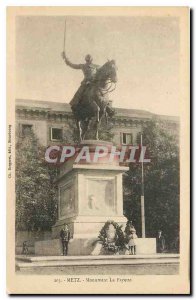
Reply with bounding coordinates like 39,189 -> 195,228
61,52 -> 100,108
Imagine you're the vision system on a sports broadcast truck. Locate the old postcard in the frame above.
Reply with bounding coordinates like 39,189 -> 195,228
7,6 -> 190,294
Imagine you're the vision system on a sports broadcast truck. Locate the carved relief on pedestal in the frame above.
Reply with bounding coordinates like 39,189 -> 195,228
80,177 -> 116,216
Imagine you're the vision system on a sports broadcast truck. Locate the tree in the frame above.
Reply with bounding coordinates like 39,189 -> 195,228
123,118 -> 179,251
16,130 -> 58,231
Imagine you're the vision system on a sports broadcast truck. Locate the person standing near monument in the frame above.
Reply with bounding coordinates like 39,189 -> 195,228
61,51 -> 100,108
60,224 -> 71,256
127,228 -> 138,255
156,230 -> 166,253
125,221 -> 138,255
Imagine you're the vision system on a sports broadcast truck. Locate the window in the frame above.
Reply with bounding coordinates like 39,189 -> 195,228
122,133 -> 133,145
50,128 -> 63,141
21,124 -> 33,136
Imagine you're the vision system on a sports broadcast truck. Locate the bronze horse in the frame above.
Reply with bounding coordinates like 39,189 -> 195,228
71,60 -> 117,141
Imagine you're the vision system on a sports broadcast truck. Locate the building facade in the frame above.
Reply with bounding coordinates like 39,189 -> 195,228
16,99 -> 179,146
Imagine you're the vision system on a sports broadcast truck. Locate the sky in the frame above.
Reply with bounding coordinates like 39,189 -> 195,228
16,16 -> 180,116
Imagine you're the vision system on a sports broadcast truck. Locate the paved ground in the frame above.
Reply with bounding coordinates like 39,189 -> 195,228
16,263 -> 179,275
16,254 -> 179,275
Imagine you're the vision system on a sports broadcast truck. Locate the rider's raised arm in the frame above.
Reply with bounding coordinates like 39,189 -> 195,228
61,52 -> 82,70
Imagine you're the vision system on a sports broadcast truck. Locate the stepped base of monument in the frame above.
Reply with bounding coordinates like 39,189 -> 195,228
16,254 -> 180,275
34,238 -> 156,256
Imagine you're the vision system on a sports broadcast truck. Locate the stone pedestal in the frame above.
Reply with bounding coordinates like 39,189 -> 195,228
51,141 -> 128,254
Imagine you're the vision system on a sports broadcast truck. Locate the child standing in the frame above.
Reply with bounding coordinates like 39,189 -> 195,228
128,229 -> 138,255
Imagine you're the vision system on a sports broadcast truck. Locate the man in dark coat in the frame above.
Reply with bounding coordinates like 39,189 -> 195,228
61,52 -> 100,108
60,224 -> 71,256
156,230 -> 166,253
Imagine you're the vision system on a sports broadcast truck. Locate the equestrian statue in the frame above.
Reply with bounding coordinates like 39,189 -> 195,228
61,51 -> 117,141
